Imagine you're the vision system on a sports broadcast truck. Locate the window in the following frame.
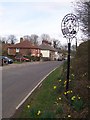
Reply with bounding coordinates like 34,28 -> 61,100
16,48 -> 19,53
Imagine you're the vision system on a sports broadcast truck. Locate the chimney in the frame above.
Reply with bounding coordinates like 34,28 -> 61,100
42,40 -> 49,45
20,37 -> 23,43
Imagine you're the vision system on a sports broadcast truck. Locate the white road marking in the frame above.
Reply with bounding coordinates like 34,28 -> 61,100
16,67 -> 58,110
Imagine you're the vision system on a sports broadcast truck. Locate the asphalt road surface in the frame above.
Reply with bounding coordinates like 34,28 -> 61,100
2,61 -> 63,118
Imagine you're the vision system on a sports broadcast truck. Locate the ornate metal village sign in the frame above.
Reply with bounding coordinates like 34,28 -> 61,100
61,13 -> 79,97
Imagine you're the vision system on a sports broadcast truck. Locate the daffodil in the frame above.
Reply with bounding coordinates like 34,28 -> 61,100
71,96 -> 76,100
67,90 -> 70,94
69,79 -> 71,82
68,114 -> 71,117
27,105 -> 30,108
58,97 -> 62,100
53,86 -> 57,89
64,92 -> 67,95
78,96 -> 81,99
37,110 -> 41,115
59,80 -> 62,82
70,90 -> 73,93
64,81 -> 67,84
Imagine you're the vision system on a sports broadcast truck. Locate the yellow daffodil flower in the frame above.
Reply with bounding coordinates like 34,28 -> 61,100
59,80 -> 61,82
58,97 -> 62,100
67,91 -> 70,94
27,105 -> 30,108
69,79 -> 71,82
78,97 -> 81,99
70,90 -> 73,93
37,110 -> 41,115
64,81 -> 67,84
64,92 -> 67,95
71,96 -> 76,100
53,86 -> 57,89
68,114 -> 71,117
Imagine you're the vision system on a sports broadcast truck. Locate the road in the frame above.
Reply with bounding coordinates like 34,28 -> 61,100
2,61 -> 63,118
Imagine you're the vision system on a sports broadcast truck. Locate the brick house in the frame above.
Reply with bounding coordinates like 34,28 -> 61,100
8,38 -> 40,57
39,40 -> 56,60
2,43 -> 12,55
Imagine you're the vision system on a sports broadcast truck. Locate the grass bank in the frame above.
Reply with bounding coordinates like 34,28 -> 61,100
13,41 -> 89,119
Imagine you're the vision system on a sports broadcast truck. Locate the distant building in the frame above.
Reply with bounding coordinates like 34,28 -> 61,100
8,38 -> 40,57
39,40 -> 56,61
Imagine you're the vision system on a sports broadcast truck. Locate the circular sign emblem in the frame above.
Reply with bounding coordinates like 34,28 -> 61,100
61,13 -> 79,39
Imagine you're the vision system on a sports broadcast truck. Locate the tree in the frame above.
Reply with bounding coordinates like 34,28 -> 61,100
30,34 -> 39,45
23,35 -> 31,41
7,35 -> 17,44
52,38 -> 61,49
0,36 -> 7,44
62,44 -> 68,51
74,0 -> 90,39
41,34 -> 50,41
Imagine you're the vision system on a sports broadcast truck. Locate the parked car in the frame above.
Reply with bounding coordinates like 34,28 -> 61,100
15,56 -> 30,62
3,56 -> 13,64
0,56 -> 13,64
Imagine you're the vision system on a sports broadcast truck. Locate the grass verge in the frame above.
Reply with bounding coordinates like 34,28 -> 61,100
13,58 -> 88,118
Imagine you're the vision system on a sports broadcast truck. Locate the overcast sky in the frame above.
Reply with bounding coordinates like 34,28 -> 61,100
0,0 -> 82,45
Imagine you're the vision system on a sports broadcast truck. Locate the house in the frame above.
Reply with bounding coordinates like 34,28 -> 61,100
2,43 -> 12,55
8,38 -> 40,57
39,40 -> 56,61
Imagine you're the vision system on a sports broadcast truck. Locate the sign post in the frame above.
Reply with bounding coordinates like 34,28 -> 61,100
61,13 -> 79,98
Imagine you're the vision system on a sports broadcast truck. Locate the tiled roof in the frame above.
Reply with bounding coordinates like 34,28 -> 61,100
8,40 -> 39,49
2,43 -> 12,50
39,44 -> 56,51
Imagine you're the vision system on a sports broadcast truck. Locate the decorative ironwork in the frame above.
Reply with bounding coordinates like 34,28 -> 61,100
61,13 -> 79,98
61,13 -> 79,39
